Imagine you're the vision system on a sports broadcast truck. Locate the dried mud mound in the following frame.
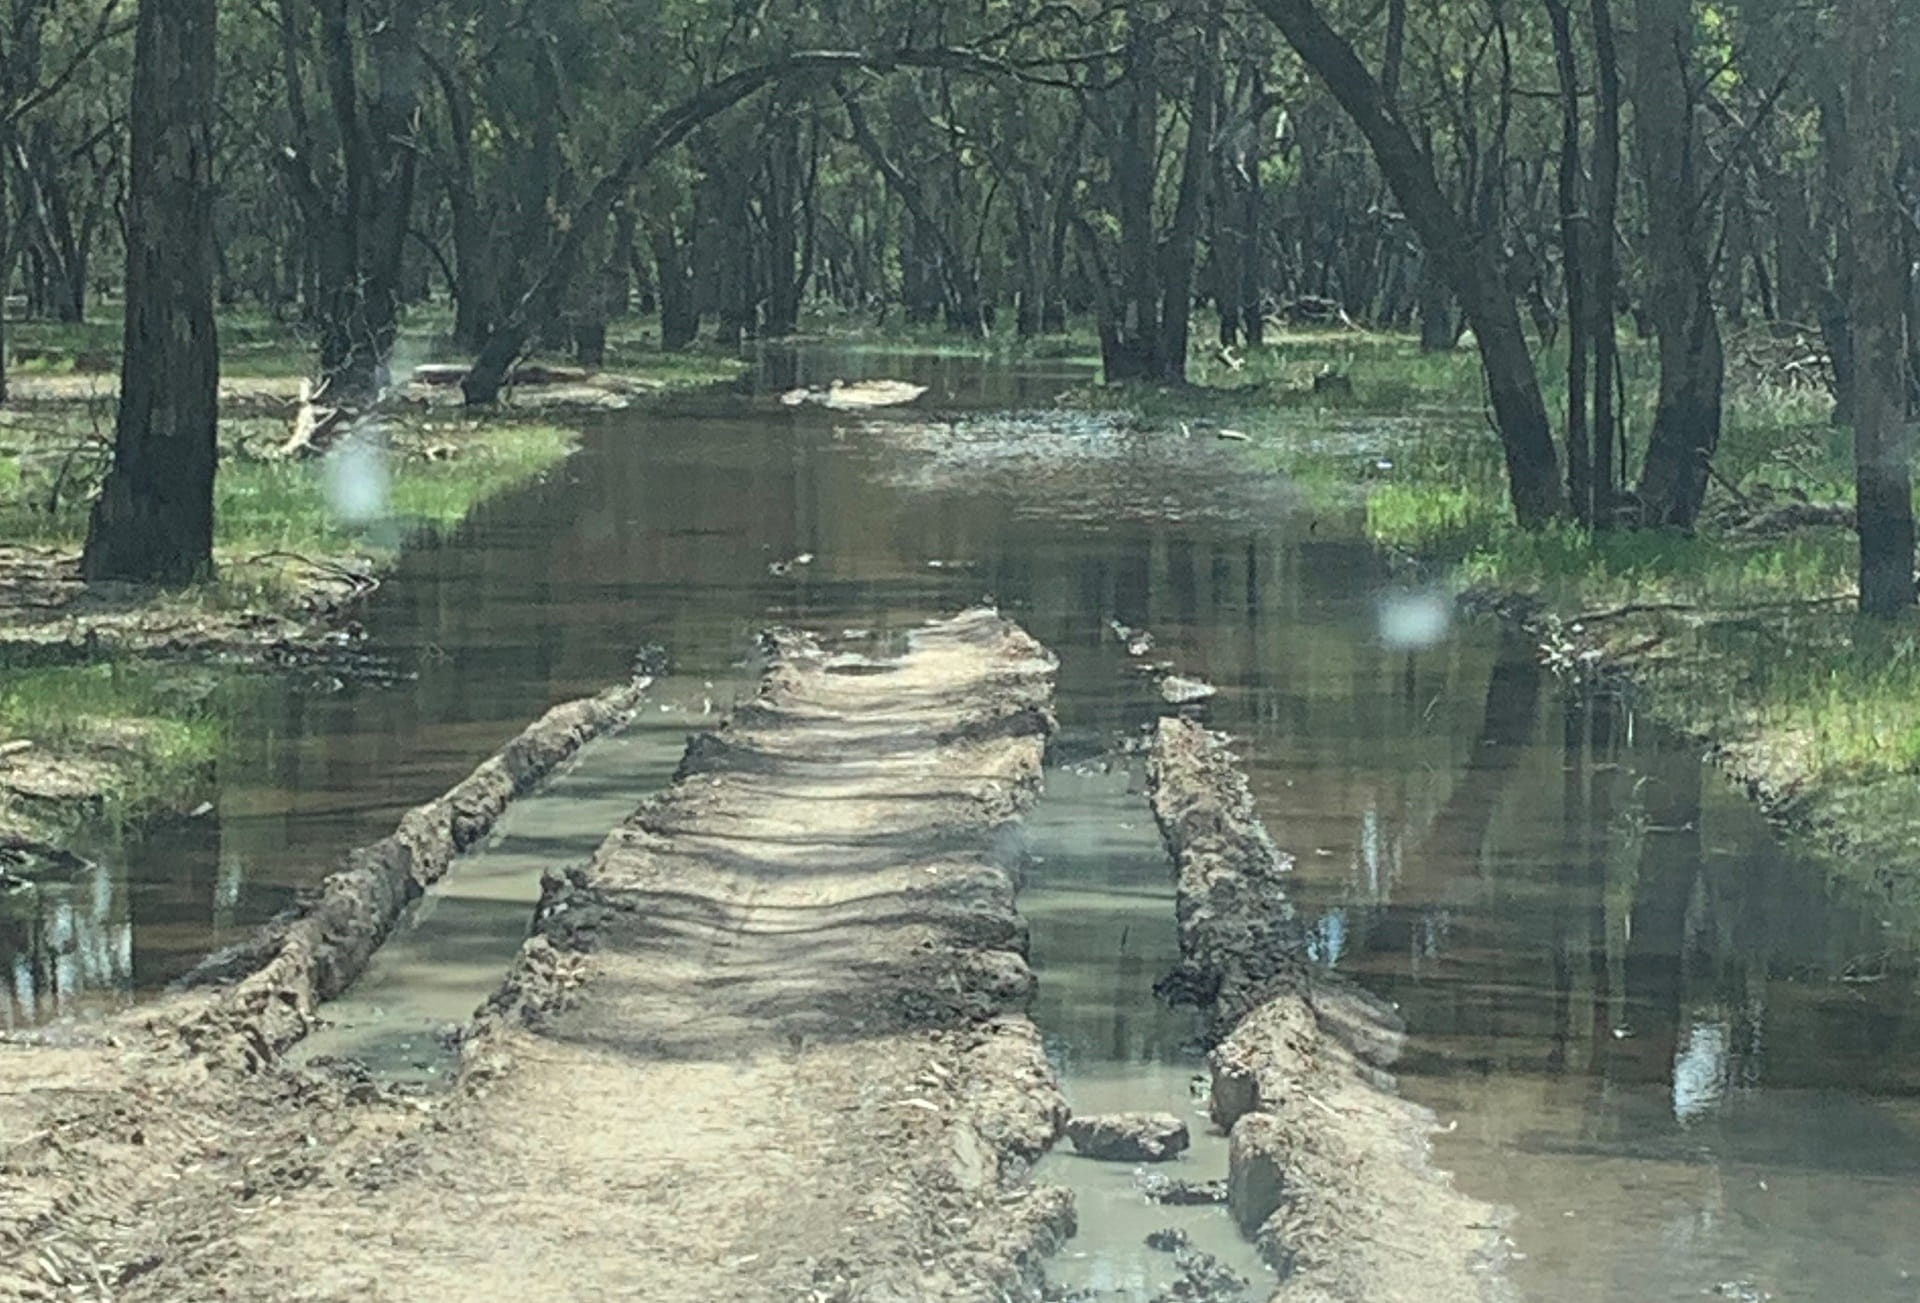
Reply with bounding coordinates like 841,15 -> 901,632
1149,717 -> 1512,1303
2,609 -> 1073,1302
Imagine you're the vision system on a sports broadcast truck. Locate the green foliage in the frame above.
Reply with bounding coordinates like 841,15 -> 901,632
0,662 -> 222,829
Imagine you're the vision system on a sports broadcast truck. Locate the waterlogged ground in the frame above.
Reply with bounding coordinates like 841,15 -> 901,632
7,344 -> 1920,1299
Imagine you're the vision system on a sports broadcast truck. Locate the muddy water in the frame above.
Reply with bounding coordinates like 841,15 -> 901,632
6,345 -> 1920,1299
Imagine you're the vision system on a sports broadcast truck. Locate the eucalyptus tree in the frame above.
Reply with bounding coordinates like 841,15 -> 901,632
269,0 -> 426,405
1840,0 -> 1915,616
1629,0 -> 1724,528
1247,0 -> 1566,525
81,0 -> 217,585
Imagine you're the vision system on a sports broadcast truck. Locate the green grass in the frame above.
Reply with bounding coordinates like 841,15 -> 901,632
211,422 -> 576,559
0,408 -> 576,560
0,662 -> 222,830
1076,324 -> 1920,796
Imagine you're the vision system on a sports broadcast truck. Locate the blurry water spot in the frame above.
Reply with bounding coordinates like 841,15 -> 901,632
1673,1019 -> 1731,1122
325,438 -> 391,525
1376,589 -> 1452,650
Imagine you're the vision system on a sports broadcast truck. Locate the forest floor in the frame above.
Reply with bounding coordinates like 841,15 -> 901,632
0,610 -> 1080,1303
0,310 -> 744,848
1071,324 -> 1920,935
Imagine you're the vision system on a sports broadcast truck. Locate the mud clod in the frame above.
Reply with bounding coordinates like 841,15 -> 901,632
1137,1173 -> 1230,1206
1064,1111 -> 1191,1162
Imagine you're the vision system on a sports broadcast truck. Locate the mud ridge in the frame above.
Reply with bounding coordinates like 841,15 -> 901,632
1148,717 -> 1512,1303
3,608 -> 1075,1301
0,676 -> 648,1299
165,676 -> 652,1066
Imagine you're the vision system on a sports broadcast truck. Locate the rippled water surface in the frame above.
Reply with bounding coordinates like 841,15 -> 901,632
7,345 -> 1920,1300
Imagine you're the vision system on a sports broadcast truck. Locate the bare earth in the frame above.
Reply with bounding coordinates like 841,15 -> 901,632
0,609 -> 1072,1301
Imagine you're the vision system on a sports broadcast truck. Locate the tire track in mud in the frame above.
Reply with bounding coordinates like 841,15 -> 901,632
1,609 -> 1075,1302
1148,717 -> 1514,1303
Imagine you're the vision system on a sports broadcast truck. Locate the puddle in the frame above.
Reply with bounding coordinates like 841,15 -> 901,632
297,674 -> 748,1081
1025,764 -> 1272,1299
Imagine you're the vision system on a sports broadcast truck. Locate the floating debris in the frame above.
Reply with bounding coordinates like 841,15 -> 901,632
780,379 -> 929,410
1159,674 -> 1218,706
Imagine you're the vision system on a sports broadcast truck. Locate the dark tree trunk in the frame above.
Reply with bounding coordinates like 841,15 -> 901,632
652,217 -> 698,351
762,107 -> 804,338
1416,262 -> 1456,351
1546,0 -> 1592,524
83,0 -> 218,586
427,51 -> 497,351
1101,14 -> 1163,382
1155,1 -> 1221,382
1238,70 -> 1268,349
1630,0 -> 1724,528
1250,0 -> 1564,524
1589,0 -> 1623,522
1844,0 -> 1916,616
1013,188 -> 1043,338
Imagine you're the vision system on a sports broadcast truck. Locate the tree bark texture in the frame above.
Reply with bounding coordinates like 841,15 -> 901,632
1629,0 -> 1724,528
1843,0 -> 1916,616
82,0 -> 219,586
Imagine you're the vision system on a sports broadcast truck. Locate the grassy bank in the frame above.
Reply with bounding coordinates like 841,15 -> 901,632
0,307 -> 745,844
0,664 -> 223,835
1078,326 -> 1920,922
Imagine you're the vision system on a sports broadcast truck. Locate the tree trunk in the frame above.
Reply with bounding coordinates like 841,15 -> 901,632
83,0 -> 218,587
652,217 -> 698,351
1238,70 -> 1268,349
1630,0 -> 1724,528
1249,0 -> 1564,524
1546,0 -> 1592,524
1155,2 -> 1221,383
427,51 -> 498,351
762,108 -> 803,338
1590,0 -> 1623,522
1102,14 -> 1163,382
1844,0 -> 1916,616
1416,262 -> 1456,351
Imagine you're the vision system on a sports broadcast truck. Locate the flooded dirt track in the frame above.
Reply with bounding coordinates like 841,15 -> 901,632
2,609 -> 1072,1302
7,345 -> 1920,1299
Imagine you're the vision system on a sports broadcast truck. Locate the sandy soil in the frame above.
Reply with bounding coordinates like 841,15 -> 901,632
0,609 -> 1074,1301
1149,717 -> 1514,1303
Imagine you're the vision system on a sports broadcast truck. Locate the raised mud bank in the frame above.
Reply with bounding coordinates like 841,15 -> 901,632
166,677 -> 652,1065
2,609 -> 1073,1301
1148,717 -> 1511,1303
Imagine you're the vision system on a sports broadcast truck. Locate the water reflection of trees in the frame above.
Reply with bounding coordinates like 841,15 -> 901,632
2,867 -> 132,1029
1267,610 -> 1920,1115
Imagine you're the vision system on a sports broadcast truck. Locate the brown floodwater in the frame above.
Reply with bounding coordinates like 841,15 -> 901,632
5,344 -> 1920,1300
